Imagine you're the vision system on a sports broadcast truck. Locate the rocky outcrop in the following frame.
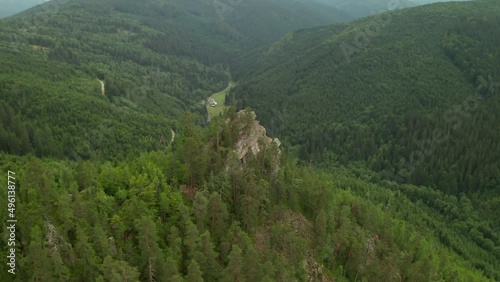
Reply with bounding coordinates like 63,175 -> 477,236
230,110 -> 281,175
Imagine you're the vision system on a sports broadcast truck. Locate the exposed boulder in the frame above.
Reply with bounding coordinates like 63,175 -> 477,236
230,110 -> 281,175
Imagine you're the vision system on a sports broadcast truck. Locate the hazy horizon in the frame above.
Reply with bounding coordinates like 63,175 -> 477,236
0,0 -> 46,18
0,0 -> 472,19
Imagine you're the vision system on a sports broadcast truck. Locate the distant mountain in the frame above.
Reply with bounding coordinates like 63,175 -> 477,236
411,0 -> 470,3
0,0 -> 470,20
217,0 -> 352,48
111,0 -> 352,60
302,0 -> 471,18
301,0 -> 416,18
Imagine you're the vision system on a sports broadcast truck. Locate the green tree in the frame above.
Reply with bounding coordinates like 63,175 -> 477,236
135,216 -> 165,282
165,255 -> 183,282
207,192 -> 229,241
314,209 -> 327,253
198,231 -> 220,281
23,225 -> 53,282
183,220 -> 201,263
193,190 -> 209,232
244,244 -> 262,281
186,260 -> 204,282
223,245 -> 245,282
99,256 -> 140,282
73,226 -> 100,280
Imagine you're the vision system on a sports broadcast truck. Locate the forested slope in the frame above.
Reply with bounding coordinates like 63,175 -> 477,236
0,45 -> 175,160
234,0 -> 500,197
0,111 -> 496,281
232,3 -> 500,272
0,0 -> 354,161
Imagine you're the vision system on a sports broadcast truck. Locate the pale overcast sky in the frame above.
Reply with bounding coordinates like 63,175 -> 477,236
0,0 -> 471,19
0,0 -> 46,18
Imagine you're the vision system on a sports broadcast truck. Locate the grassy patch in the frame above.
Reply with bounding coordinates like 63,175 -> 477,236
207,81 -> 235,121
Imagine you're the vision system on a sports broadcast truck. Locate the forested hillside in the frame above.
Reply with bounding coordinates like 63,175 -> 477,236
0,0 -> 499,281
0,110 -> 497,281
0,0 -> 353,160
234,0 -> 500,198
232,2 -> 500,274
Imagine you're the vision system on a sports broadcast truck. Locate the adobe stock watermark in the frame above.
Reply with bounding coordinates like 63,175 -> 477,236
6,170 -> 17,275
394,75 -> 500,183
213,0 -> 243,21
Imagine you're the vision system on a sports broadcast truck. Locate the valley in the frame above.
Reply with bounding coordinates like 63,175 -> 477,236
0,0 -> 498,281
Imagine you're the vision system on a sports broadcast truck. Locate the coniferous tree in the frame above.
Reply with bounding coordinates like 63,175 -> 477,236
23,226 -> 54,282
193,190 -> 209,232
207,192 -> 229,241
73,226 -> 100,280
135,216 -> 165,282
99,256 -> 140,282
223,245 -> 245,282
198,231 -> 220,281
244,244 -> 262,282
186,260 -> 204,282
183,220 -> 200,259
314,209 -> 327,253
165,255 -> 184,282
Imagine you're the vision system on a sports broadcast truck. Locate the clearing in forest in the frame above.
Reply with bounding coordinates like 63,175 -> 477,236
207,81 -> 235,121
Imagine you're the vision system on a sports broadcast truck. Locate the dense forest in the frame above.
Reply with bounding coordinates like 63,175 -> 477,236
0,110 -> 498,281
234,0 -> 500,197
0,0 -> 355,160
0,0 -> 499,281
